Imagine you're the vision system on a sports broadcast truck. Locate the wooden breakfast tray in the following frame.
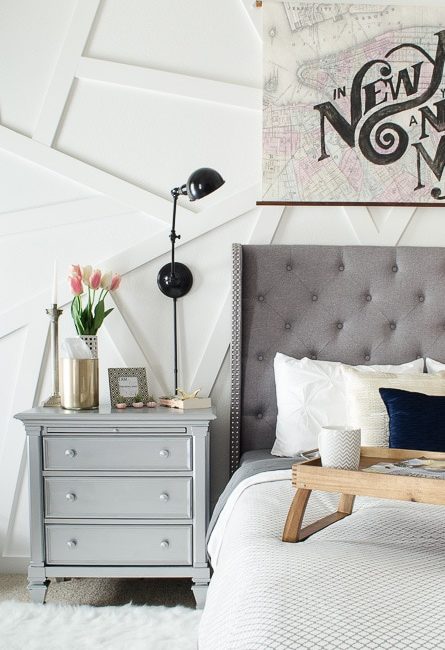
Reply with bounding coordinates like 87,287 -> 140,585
282,446 -> 445,543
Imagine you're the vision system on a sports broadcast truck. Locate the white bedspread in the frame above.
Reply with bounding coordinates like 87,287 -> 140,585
199,471 -> 445,650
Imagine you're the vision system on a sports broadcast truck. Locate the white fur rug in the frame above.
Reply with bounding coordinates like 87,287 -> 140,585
0,601 -> 201,650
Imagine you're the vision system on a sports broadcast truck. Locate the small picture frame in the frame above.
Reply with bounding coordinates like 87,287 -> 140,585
108,367 -> 150,406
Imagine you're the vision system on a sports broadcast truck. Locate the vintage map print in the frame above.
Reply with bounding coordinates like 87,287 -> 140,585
262,2 -> 445,204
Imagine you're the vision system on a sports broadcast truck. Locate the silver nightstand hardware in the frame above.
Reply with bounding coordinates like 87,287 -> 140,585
160,539 -> 170,549
65,493 -> 76,502
65,449 -> 76,458
159,492 -> 169,502
66,539 -> 77,549
159,449 -> 170,458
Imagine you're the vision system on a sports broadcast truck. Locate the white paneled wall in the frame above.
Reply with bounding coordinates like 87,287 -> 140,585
0,0 -> 444,572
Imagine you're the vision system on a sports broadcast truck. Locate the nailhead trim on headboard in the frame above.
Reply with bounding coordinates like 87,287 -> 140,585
230,243 -> 242,475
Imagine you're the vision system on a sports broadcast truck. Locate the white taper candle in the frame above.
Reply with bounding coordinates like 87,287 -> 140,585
52,260 -> 57,305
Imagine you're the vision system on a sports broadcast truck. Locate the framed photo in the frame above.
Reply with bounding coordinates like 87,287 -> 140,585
108,368 -> 150,406
260,0 -> 445,205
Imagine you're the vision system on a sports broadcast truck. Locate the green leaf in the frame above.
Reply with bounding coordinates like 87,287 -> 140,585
93,299 -> 105,333
71,297 -> 84,335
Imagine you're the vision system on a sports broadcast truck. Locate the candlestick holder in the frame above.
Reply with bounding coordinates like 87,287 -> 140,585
43,304 -> 63,407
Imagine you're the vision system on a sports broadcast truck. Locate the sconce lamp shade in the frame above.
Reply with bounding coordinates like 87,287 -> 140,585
186,167 -> 225,201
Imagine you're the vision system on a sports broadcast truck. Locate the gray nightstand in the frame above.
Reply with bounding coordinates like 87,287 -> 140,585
15,406 -> 215,608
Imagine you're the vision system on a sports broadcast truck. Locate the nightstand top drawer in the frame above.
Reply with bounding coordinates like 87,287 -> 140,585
46,524 -> 192,565
44,476 -> 192,519
43,436 -> 192,471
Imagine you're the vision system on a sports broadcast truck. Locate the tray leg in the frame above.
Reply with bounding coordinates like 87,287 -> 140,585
338,493 -> 355,515
282,488 -> 311,542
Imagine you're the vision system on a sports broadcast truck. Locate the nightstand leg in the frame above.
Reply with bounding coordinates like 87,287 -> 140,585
28,579 -> 49,604
192,580 -> 209,609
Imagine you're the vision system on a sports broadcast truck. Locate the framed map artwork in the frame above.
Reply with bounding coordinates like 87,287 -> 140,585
260,1 -> 445,205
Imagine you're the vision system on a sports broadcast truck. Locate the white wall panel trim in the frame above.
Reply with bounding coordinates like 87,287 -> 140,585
33,0 -> 101,146
0,125 -> 189,223
0,196 -> 129,237
76,57 -> 261,110
240,0 -> 263,41
0,318 -> 48,559
346,205 -> 418,245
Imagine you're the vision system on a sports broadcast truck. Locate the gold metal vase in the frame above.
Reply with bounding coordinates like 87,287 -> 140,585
60,358 -> 99,410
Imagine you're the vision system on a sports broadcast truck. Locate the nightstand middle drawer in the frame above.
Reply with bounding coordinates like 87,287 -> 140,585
44,477 -> 192,519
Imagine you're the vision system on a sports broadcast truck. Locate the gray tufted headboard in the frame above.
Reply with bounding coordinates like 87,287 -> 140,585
230,244 -> 445,473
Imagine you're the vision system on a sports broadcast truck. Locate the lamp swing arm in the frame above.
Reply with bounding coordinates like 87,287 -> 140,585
169,185 -> 187,278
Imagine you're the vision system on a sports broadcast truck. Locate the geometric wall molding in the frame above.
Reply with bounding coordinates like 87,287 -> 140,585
76,57 -> 262,111
346,206 -> 417,246
33,0 -> 101,146
0,125 -> 189,224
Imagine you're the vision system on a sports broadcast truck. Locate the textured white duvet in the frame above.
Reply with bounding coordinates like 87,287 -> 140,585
199,471 -> 445,650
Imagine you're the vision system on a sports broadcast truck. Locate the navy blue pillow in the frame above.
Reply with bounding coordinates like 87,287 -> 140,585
379,387 -> 445,452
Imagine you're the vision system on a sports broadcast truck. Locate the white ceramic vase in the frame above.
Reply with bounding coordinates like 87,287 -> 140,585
318,426 -> 361,470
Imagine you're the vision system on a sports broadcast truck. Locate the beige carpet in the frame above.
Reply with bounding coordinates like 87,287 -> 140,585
0,574 -> 195,608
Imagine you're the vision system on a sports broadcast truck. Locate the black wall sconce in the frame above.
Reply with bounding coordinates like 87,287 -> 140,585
157,167 -> 225,394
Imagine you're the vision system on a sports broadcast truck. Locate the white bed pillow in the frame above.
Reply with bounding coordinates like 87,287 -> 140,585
345,368 -> 445,447
271,354 -> 424,457
426,358 -> 445,373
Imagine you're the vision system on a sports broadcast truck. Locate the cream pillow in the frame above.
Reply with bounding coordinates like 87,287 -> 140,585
345,369 -> 445,447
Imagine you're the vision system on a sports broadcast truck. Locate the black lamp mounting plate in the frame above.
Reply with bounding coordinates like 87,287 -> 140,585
157,262 -> 193,299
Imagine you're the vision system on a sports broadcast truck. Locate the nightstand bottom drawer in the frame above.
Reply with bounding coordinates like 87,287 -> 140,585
46,525 -> 192,566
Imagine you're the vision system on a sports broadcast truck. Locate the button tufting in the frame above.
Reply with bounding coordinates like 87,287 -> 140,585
338,264 -> 345,271
258,295 -> 264,302
364,354 -> 370,361
337,322 -> 343,330
311,354 -> 317,360
419,295 -> 425,302
390,322 -> 396,330
257,413 -> 263,419
366,294 -> 372,302
312,294 -> 318,302
285,323 -> 291,330
286,264 -> 292,271
392,265 -> 398,272
257,354 -> 264,361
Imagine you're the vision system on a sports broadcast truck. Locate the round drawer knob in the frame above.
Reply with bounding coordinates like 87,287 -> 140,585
159,449 -> 170,458
113,428 -> 120,432
160,540 -> 170,549
66,539 -> 77,549
65,449 -> 76,458
159,493 -> 169,502
65,493 -> 77,502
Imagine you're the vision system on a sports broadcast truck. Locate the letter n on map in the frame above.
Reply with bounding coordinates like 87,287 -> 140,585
261,1 -> 445,205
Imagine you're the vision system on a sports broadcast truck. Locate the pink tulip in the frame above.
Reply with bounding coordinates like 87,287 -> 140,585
69,275 -> 83,295
110,274 -> 121,291
70,264 -> 82,279
89,269 -> 102,290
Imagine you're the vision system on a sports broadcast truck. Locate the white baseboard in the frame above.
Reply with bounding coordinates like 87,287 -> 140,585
0,556 -> 28,574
